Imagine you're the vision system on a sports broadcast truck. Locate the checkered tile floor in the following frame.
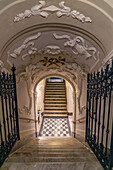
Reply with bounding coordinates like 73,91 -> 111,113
39,117 -> 71,137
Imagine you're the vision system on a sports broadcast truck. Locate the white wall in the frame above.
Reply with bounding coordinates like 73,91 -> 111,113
17,77 -> 46,137
35,79 -> 45,115
66,80 -> 74,113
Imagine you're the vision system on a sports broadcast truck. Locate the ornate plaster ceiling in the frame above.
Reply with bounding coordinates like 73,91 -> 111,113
7,30 -> 100,72
0,0 -> 113,74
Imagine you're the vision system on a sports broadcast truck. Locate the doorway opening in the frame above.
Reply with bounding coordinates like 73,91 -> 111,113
35,76 -> 75,137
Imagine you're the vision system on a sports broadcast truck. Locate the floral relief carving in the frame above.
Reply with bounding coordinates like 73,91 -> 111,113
53,33 -> 99,61
14,1 -> 92,23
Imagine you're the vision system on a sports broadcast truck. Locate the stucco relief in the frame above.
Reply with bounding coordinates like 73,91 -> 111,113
14,1 -> 92,23
53,33 -> 99,61
76,75 -> 86,114
17,62 -> 43,115
40,56 -> 65,67
38,45 -> 67,55
10,33 -> 41,61
0,60 -> 4,71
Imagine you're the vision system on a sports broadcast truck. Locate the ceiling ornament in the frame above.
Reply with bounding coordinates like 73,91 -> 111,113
38,45 -> 67,55
10,33 -> 41,61
14,1 -> 92,23
40,56 -> 65,67
53,33 -> 99,61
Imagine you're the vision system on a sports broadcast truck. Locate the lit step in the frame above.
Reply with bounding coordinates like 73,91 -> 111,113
45,99 -> 66,101
44,104 -> 66,106
46,90 -> 65,91
44,107 -> 67,110
45,95 -> 66,96
44,110 -> 67,113
45,94 -> 65,95
45,100 -> 66,105
46,91 -> 65,93
43,114 -> 68,117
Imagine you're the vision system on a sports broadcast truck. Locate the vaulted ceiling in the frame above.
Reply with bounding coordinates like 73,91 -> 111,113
0,0 -> 113,74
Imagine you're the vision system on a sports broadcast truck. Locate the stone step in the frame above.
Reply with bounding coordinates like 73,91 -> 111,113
46,87 -> 65,89
45,100 -> 66,105
45,99 -> 66,101
47,82 -> 64,84
2,162 -> 103,170
45,96 -> 66,98
44,110 -> 68,113
6,156 -> 98,163
2,137 -> 103,170
44,104 -> 67,107
46,91 -> 65,93
46,90 -> 65,91
10,152 -> 93,158
45,93 -> 66,95
44,108 -> 67,110
43,114 -> 68,118
46,85 -> 65,87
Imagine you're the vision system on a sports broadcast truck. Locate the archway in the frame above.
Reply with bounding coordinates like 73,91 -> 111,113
34,75 -> 76,137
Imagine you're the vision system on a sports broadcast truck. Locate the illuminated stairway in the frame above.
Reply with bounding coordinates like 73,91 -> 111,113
44,81 -> 67,114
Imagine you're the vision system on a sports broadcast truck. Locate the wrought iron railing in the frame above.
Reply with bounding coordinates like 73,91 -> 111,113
86,60 -> 113,170
0,65 -> 20,167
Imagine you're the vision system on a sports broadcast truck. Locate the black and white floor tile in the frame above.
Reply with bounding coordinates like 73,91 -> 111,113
39,117 -> 71,137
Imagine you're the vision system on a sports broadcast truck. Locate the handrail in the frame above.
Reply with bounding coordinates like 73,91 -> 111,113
19,117 -> 38,122
43,79 -> 47,103
72,116 -> 86,123
64,80 -> 67,104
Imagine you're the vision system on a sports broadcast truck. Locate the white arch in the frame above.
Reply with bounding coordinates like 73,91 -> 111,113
33,73 -> 77,137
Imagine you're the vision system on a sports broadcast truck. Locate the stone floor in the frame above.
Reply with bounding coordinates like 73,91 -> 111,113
1,137 -> 103,170
39,117 -> 71,137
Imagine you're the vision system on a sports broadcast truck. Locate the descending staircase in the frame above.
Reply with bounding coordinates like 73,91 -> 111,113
44,80 -> 67,115
2,137 -> 103,170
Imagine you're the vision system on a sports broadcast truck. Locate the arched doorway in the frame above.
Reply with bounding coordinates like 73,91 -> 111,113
34,76 -> 75,137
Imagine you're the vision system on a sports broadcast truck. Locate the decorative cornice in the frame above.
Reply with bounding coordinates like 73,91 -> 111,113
14,1 -> 92,23
102,50 -> 113,66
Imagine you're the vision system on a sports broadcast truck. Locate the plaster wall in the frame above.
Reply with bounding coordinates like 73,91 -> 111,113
75,77 -> 87,137
35,79 -> 45,114
66,80 -> 73,113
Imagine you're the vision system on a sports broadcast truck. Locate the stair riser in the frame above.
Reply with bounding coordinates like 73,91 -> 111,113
44,109 -> 67,111
45,102 -> 66,104
44,111 -> 67,113
46,94 -> 65,95
7,157 -> 97,163
44,105 -> 67,107
45,99 -> 66,101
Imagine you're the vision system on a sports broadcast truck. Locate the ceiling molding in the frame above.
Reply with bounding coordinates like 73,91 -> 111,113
14,1 -> 92,23
102,50 -> 113,65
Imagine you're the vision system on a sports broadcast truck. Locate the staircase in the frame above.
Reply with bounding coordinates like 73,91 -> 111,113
1,137 -> 103,170
44,80 -> 67,115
